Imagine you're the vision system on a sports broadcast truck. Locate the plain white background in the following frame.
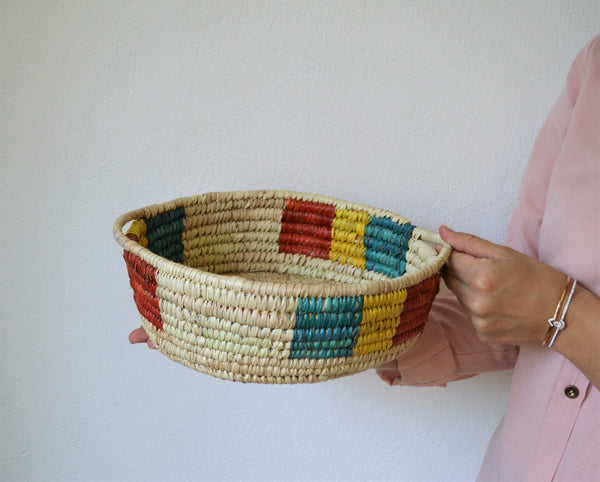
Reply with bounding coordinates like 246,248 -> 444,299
2,1 -> 598,480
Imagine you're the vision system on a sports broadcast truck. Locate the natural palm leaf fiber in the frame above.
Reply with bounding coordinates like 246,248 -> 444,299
113,190 -> 451,383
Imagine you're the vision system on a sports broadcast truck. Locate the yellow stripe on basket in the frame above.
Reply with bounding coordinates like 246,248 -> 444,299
126,219 -> 149,247
353,289 -> 407,356
329,207 -> 371,269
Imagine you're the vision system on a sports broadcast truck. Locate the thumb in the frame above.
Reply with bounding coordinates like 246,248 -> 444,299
439,225 -> 502,259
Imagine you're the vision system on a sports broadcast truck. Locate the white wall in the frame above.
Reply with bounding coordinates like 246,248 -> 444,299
2,1 -> 598,480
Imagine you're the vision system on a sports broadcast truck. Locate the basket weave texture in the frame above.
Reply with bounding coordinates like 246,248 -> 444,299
114,190 -> 451,384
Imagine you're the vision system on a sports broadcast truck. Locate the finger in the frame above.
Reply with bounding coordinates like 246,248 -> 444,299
443,269 -> 464,294
439,225 -> 504,260
442,269 -> 472,313
444,250 -> 482,286
129,326 -> 149,344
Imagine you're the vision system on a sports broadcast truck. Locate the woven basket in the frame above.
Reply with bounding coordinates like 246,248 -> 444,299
113,190 -> 451,384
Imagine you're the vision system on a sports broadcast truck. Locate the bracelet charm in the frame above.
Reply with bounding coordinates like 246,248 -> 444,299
542,277 -> 577,349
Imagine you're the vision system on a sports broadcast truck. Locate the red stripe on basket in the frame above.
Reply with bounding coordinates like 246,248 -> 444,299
123,250 -> 163,330
392,274 -> 440,345
279,198 -> 335,260
285,198 -> 336,218
281,209 -> 335,227
280,221 -> 332,238
279,232 -> 332,251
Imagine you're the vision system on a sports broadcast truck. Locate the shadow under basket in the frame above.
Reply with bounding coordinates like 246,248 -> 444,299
113,190 -> 451,384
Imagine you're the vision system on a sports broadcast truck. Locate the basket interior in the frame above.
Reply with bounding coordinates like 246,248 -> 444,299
125,193 -> 432,285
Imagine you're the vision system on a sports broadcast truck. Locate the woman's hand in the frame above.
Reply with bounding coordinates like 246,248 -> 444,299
439,225 -> 566,346
129,326 -> 157,349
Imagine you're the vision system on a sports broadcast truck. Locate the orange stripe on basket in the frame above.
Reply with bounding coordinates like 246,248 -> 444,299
279,199 -> 335,260
392,273 -> 440,345
284,198 -> 336,217
123,251 -> 163,330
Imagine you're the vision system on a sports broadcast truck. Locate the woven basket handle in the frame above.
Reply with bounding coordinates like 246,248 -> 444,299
113,210 -> 147,254
412,227 -> 452,258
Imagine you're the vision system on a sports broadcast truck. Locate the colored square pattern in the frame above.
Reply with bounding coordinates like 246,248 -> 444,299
125,196 -> 432,362
277,198 -> 421,360
279,198 -> 335,259
290,295 -> 364,359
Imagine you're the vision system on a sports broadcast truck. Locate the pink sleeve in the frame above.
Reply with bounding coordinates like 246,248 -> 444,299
376,289 -> 518,387
377,36 -> 598,388
504,38 -> 592,254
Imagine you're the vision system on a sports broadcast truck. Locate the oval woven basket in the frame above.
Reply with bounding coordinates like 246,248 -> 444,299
114,190 -> 451,384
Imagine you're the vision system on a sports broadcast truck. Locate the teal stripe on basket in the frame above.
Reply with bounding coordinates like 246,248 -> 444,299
289,295 -> 363,359
364,216 -> 414,277
144,206 -> 186,262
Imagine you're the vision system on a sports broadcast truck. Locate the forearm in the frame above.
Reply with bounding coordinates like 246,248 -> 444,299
440,226 -> 600,390
552,284 -> 600,390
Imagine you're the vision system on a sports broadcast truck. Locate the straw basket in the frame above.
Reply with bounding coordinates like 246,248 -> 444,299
114,190 -> 451,384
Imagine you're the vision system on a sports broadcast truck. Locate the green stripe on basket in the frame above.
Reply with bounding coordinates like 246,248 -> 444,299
144,206 -> 186,262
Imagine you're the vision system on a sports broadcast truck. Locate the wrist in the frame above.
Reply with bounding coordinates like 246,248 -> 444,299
549,282 -> 600,389
551,284 -> 593,354
542,276 -> 577,348
530,271 -> 568,346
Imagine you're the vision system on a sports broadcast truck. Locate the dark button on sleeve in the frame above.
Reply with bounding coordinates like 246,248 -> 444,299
564,385 -> 580,399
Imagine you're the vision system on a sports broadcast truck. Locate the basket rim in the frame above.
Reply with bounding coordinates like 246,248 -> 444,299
113,189 -> 451,298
